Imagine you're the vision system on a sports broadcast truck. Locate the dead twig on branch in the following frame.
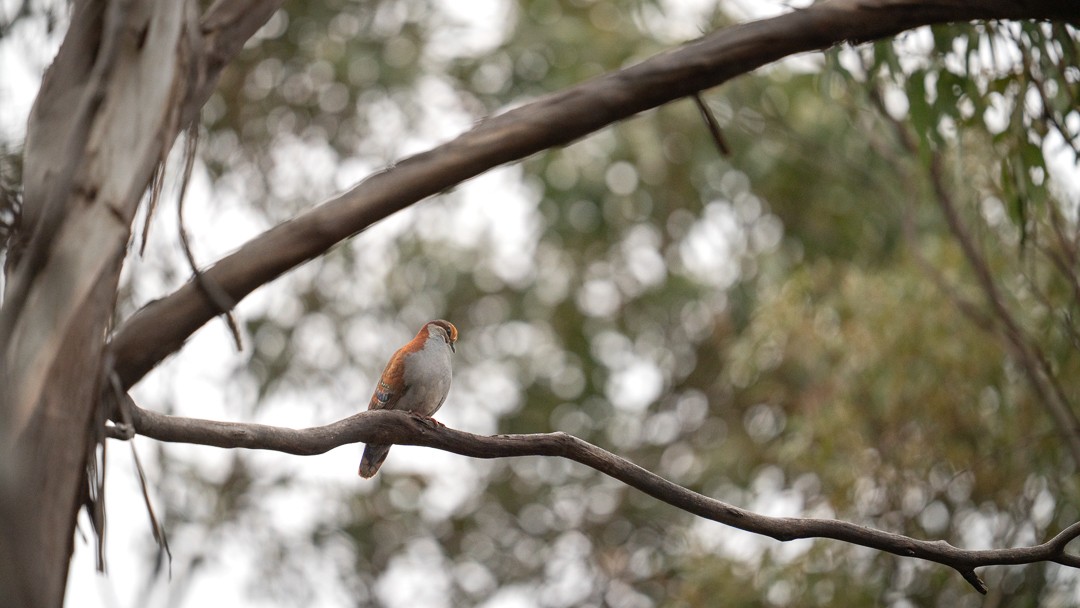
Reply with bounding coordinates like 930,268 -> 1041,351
109,399 -> 1080,594
174,125 -> 242,350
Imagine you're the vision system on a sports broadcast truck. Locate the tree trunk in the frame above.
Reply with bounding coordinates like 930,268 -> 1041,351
0,1 -> 189,605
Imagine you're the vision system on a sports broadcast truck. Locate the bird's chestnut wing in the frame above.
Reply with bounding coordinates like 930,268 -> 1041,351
367,348 -> 409,410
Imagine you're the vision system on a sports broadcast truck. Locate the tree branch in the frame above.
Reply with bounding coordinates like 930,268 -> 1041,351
109,0 -> 1080,389
924,149 -> 1080,465
867,83 -> 1080,469
184,0 -> 284,128
112,401 -> 1080,594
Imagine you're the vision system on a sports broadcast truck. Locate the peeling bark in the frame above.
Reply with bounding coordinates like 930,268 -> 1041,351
0,1 -> 256,605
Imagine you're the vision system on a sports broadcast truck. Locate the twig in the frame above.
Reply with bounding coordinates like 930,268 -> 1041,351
692,93 -> 731,157
175,125 -> 243,351
103,366 -> 170,573
85,439 -> 106,572
128,442 -> 171,578
140,165 -> 166,256
107,399 -> 1080,594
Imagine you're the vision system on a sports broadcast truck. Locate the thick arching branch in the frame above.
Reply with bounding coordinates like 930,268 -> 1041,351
109,0 -> 1080,389
113,401 -> 1080,594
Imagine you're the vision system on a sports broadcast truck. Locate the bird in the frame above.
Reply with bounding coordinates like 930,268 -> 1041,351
358,319 -> 458,478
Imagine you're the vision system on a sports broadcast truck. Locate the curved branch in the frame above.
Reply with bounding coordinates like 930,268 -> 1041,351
110,0 -> 1080,389
115,401 -> 1080,594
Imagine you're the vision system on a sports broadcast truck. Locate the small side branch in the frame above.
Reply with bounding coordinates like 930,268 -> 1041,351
112,401 -> 1080,594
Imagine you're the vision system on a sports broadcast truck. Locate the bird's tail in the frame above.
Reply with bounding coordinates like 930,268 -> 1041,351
359,444 -> 391,478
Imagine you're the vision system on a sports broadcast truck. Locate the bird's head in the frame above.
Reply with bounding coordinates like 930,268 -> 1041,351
426,319 -> 458,353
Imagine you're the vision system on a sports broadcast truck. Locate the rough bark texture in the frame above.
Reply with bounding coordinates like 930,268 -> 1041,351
1,2 -> 188,604
2,1 -> 1080,607
0,1 -> 282,606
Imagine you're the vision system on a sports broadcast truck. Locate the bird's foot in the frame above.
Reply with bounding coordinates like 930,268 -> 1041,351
408,411 -> 445,428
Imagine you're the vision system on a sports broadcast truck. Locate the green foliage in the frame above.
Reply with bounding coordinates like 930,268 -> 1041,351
853,22 -> 1080,244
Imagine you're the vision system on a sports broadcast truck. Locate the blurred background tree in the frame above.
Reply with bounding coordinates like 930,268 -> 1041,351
3,1 -> 1079,606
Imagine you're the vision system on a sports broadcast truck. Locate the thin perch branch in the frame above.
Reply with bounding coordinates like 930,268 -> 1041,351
111,401 -> 1080,594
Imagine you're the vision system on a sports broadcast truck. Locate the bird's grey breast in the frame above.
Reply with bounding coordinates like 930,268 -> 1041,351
399,334 -> 453,415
